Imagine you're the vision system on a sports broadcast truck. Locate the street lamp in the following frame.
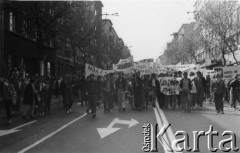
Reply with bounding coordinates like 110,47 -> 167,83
170,32 -> 184,38
187,11 -> 196,14
102,13 -> 118,19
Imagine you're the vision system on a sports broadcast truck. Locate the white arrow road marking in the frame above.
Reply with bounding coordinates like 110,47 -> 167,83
97,127 -> 121,139
97,118 -> 139,139
0,120 -> 37,137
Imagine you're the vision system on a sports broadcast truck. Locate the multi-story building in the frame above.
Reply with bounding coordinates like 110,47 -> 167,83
1,1 -> 105,77
55,1 -> 103,76
175,22 -> 196,65
100,19 -> 127,69
0,0 -> 3,76
2,1 -> 55,77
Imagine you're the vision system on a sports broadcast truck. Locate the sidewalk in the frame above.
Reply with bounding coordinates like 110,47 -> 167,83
0,96 -> 64,124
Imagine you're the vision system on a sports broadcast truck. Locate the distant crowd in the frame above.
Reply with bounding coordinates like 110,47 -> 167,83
1,67 -> 240,124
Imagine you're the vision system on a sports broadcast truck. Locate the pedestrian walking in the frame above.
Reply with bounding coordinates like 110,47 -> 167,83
211,73 -> 226,114
22,78 -> 36,120
61,76 -> 73,114
149,73 -> 159,108
190,72 -> 197,109
3,78 -> 16,124
180,72 -> 192,113
143,75 -> 150,109
229,74 -> 240,110
194,71 -> 205,109
115,72 -> 127,111
133,72 -> 144,111
44,79 -> 53,115
86,74 -> 98,118
103,74 -> 113,113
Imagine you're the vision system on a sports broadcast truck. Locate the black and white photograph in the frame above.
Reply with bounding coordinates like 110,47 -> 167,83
0,0 -> 240,152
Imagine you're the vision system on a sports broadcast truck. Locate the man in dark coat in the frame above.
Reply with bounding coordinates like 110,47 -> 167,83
133,72 -> 144,111
103,74 -> 113,112
23,78 -> 35,120
229,74 -> 240,110
149,73 -> 160,108
61,76 -> 73,114
3,78 -> 16,124
212,73 -> 226,114
194,71 -> 205,109
86,74 -> 98,118
180,72 -> 192,113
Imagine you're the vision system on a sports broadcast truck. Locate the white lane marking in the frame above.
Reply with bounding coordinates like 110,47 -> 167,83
153,107 -> 172,153
18,113 -> 87,153
0,120 -> 37,137
12,120 -> 37,130
155,102 -> 182,153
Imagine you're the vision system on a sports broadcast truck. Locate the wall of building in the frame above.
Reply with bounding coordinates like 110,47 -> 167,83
0,1 -> 3,76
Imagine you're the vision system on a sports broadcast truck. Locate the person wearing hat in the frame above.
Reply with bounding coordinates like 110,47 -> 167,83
229,74 -> 240,110
180,72 -> 192,113
211,73 -> 226,114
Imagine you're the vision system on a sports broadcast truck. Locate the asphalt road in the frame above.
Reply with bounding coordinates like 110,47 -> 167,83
1,101 -> 240,153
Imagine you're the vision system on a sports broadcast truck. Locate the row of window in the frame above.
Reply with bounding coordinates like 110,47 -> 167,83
8,11 -> 53,47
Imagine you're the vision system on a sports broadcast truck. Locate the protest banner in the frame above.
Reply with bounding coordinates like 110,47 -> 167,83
159,77 -> 180,95
214,65 -> 240,84
85,63 -> 115,78
134,58 -> 153,74
116,56 -> 133,66
115,56 -> 134,74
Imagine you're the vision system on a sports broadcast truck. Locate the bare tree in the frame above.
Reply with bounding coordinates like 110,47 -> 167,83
201,0 -> 239,65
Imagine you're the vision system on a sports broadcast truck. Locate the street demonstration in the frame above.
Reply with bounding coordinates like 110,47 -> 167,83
83,56 -> 240,117
1,55 -> 240,122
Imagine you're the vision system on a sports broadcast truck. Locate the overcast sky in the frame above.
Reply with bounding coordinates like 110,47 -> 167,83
102,0 -> 195,62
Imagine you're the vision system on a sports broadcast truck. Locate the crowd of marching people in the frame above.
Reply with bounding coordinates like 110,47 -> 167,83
1,67 -> 240,123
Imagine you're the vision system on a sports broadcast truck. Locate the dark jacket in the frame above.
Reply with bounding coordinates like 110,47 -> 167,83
3,83 -> 16,100
103,79 -> 114,93
132,76 -> 144,91
180,78 -> 192,91
23,83 -> 35,105
194,76 -> 206,90
0,81 -> 3,99
55,80 -> 61,95
149,78 -> 160,91
115,78 -> 127,91
229,79 -> 240,93
87,80 -> 99,95
211,79 -> 226,95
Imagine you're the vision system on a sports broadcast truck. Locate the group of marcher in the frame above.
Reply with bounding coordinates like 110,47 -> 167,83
0,68 -> 86,124
1,67 -> 240,123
